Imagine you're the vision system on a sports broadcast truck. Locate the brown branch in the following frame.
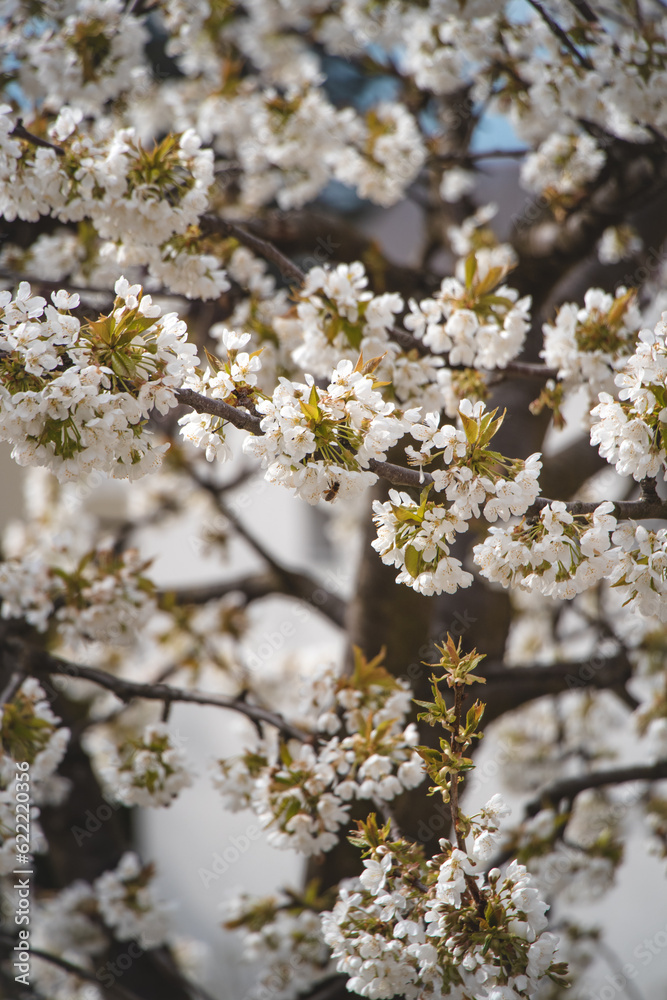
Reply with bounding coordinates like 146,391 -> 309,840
162,566 -> 346,629
525,759 -> 667,816
176,382 -> 667,521
175,387 -> 262,434
497,360 -> 558,380
185,470 -> 347,627
10,119 -> 66,156
200,214 -> 306,286
34,650 -> 312,743
367,458 -> 433,490
531,495 -> 667,520
163,573 -> 280,607
150,951 -> 221,1000
565,0 -> 599,21
477,651 -> 638,725
439,148 -> 529,163
526,0 -> 594,68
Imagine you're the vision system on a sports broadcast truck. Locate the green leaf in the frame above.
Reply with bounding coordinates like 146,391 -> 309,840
474,265 -> 504,296
404,544 -> 421,578
458,408 -> 478,445
464,252 -> 477,290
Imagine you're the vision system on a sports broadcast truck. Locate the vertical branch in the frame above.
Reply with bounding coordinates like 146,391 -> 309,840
449,685 -> 466,853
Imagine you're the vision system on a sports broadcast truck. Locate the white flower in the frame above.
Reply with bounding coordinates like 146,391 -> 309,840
360,854 -> 393,896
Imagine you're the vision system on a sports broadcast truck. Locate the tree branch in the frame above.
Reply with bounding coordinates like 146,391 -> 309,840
183,469 -> 347,627
163,566 -> 346,629
525,759 -> 667,816
172,393 -> 667,520
526,0 -> 594,68
565,0 -> 599,21
531,494 -> 667,519
476,651 -> 639,725
163,572 -> 283,607
200,214 -> 306,287
175,387 -> 262,434
31,649 -> 312,743
439,148 -> 529,163
493,361 -> 558,381
10,119 -> 66,156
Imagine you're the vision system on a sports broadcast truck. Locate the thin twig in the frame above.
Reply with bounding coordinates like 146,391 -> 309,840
184,467 -> 347,626
201,215 -> 306,287
449,684 -> 484,912
162,573 -> 288,607
527,0 -> 594,69
10,119 -> 66,156
37,651 -> 312,742
189,467 -> 289,577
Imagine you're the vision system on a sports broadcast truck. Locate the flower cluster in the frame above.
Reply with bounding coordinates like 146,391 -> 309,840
276,262 -> 400,376
94,851 -> 173,950
241,357 -> 417,505
409,402 -> 542,518
199,81 -> 348,211
12,0 -> 149,115
0,679 -> 67,875
591,315 -> 667,481
31,881 -> 107,1000
404,250 -> 531,370
0,678 -> 70,787
320,639 -> 566,999
541,287 -> 641,418
179,327 -> 262,462
28,850 -> 174,998
322,814 -> 563,1000
213,652 -> 424,855
597,225 -> 643,266
520,132 -> 606,201
474,501 -> 618,599
0,540 -> 156,645
333,102 -> 426,207
1,109 -> 212,238
197,75 -> 425,211
0,278 -> 198,481
0,106 -> 227,299
610,521 -> 667,622
225,891 -> 333,1000
514,803 -> 620,903
95,723 -> 194,808
372,402 -> 542,596
372,487 -> 473,597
